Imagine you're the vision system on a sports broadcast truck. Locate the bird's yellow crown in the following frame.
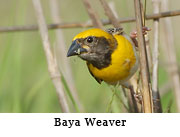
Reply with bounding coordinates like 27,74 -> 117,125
73,28 -> 114,41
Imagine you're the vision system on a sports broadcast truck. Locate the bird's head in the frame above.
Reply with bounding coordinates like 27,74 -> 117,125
67,28 -> 117,69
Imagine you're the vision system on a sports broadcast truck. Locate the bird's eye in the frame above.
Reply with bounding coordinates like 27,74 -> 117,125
86,36 -> 93,43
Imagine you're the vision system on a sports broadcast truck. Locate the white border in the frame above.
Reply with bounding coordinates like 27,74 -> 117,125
0,113 -> 179,137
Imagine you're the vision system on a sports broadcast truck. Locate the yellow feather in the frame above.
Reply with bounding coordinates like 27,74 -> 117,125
88,34 -> 137,84
73,28 -> 114,41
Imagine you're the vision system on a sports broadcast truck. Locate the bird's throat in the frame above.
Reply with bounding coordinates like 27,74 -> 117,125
87,51 -> 112,69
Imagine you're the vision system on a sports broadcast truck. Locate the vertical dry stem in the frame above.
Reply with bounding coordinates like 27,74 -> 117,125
108,2 -> 119,19
152,0 -> 162,112
140,3 -> 153,72
99,0 -> 121,28
161,0 -> 180,112
32,0 -> 70,112
134,0 -> 153,113
82,0 -> 103,29
145,35 -> 152,72
49,0 -> 83,112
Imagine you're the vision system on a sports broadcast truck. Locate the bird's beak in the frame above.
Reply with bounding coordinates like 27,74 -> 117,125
67,40 -> 87,57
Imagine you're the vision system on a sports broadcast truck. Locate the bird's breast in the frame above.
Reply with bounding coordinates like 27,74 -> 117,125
88,34 -> 138,83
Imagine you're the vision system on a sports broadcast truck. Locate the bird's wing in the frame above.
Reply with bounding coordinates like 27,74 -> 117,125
106,28 -> 124,35
87,62 -> 102,84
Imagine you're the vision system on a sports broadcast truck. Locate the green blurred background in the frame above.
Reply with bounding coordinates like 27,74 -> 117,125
0,0 -> 180,112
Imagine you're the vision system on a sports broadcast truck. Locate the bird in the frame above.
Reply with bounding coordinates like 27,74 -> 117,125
67,28 -> 139,88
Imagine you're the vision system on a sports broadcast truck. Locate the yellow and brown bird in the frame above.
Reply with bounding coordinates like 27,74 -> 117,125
67,28 -> 139,88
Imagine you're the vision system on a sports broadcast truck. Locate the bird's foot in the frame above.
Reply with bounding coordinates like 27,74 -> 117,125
134,93 -> 142,104
130,27 -> 151,48
130,26 -> 151,39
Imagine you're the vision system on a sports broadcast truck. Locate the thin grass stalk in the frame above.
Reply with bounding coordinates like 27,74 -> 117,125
32,0 -> 70,113
49,0 -> 83,112
1,10 -> 180,33
134,0 -> 153,113
82,0 -> 103,29
161,0 -> 180,112
151,0 -> 162,113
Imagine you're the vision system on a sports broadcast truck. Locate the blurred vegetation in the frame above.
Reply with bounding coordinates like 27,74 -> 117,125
0,0 -> 180,112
